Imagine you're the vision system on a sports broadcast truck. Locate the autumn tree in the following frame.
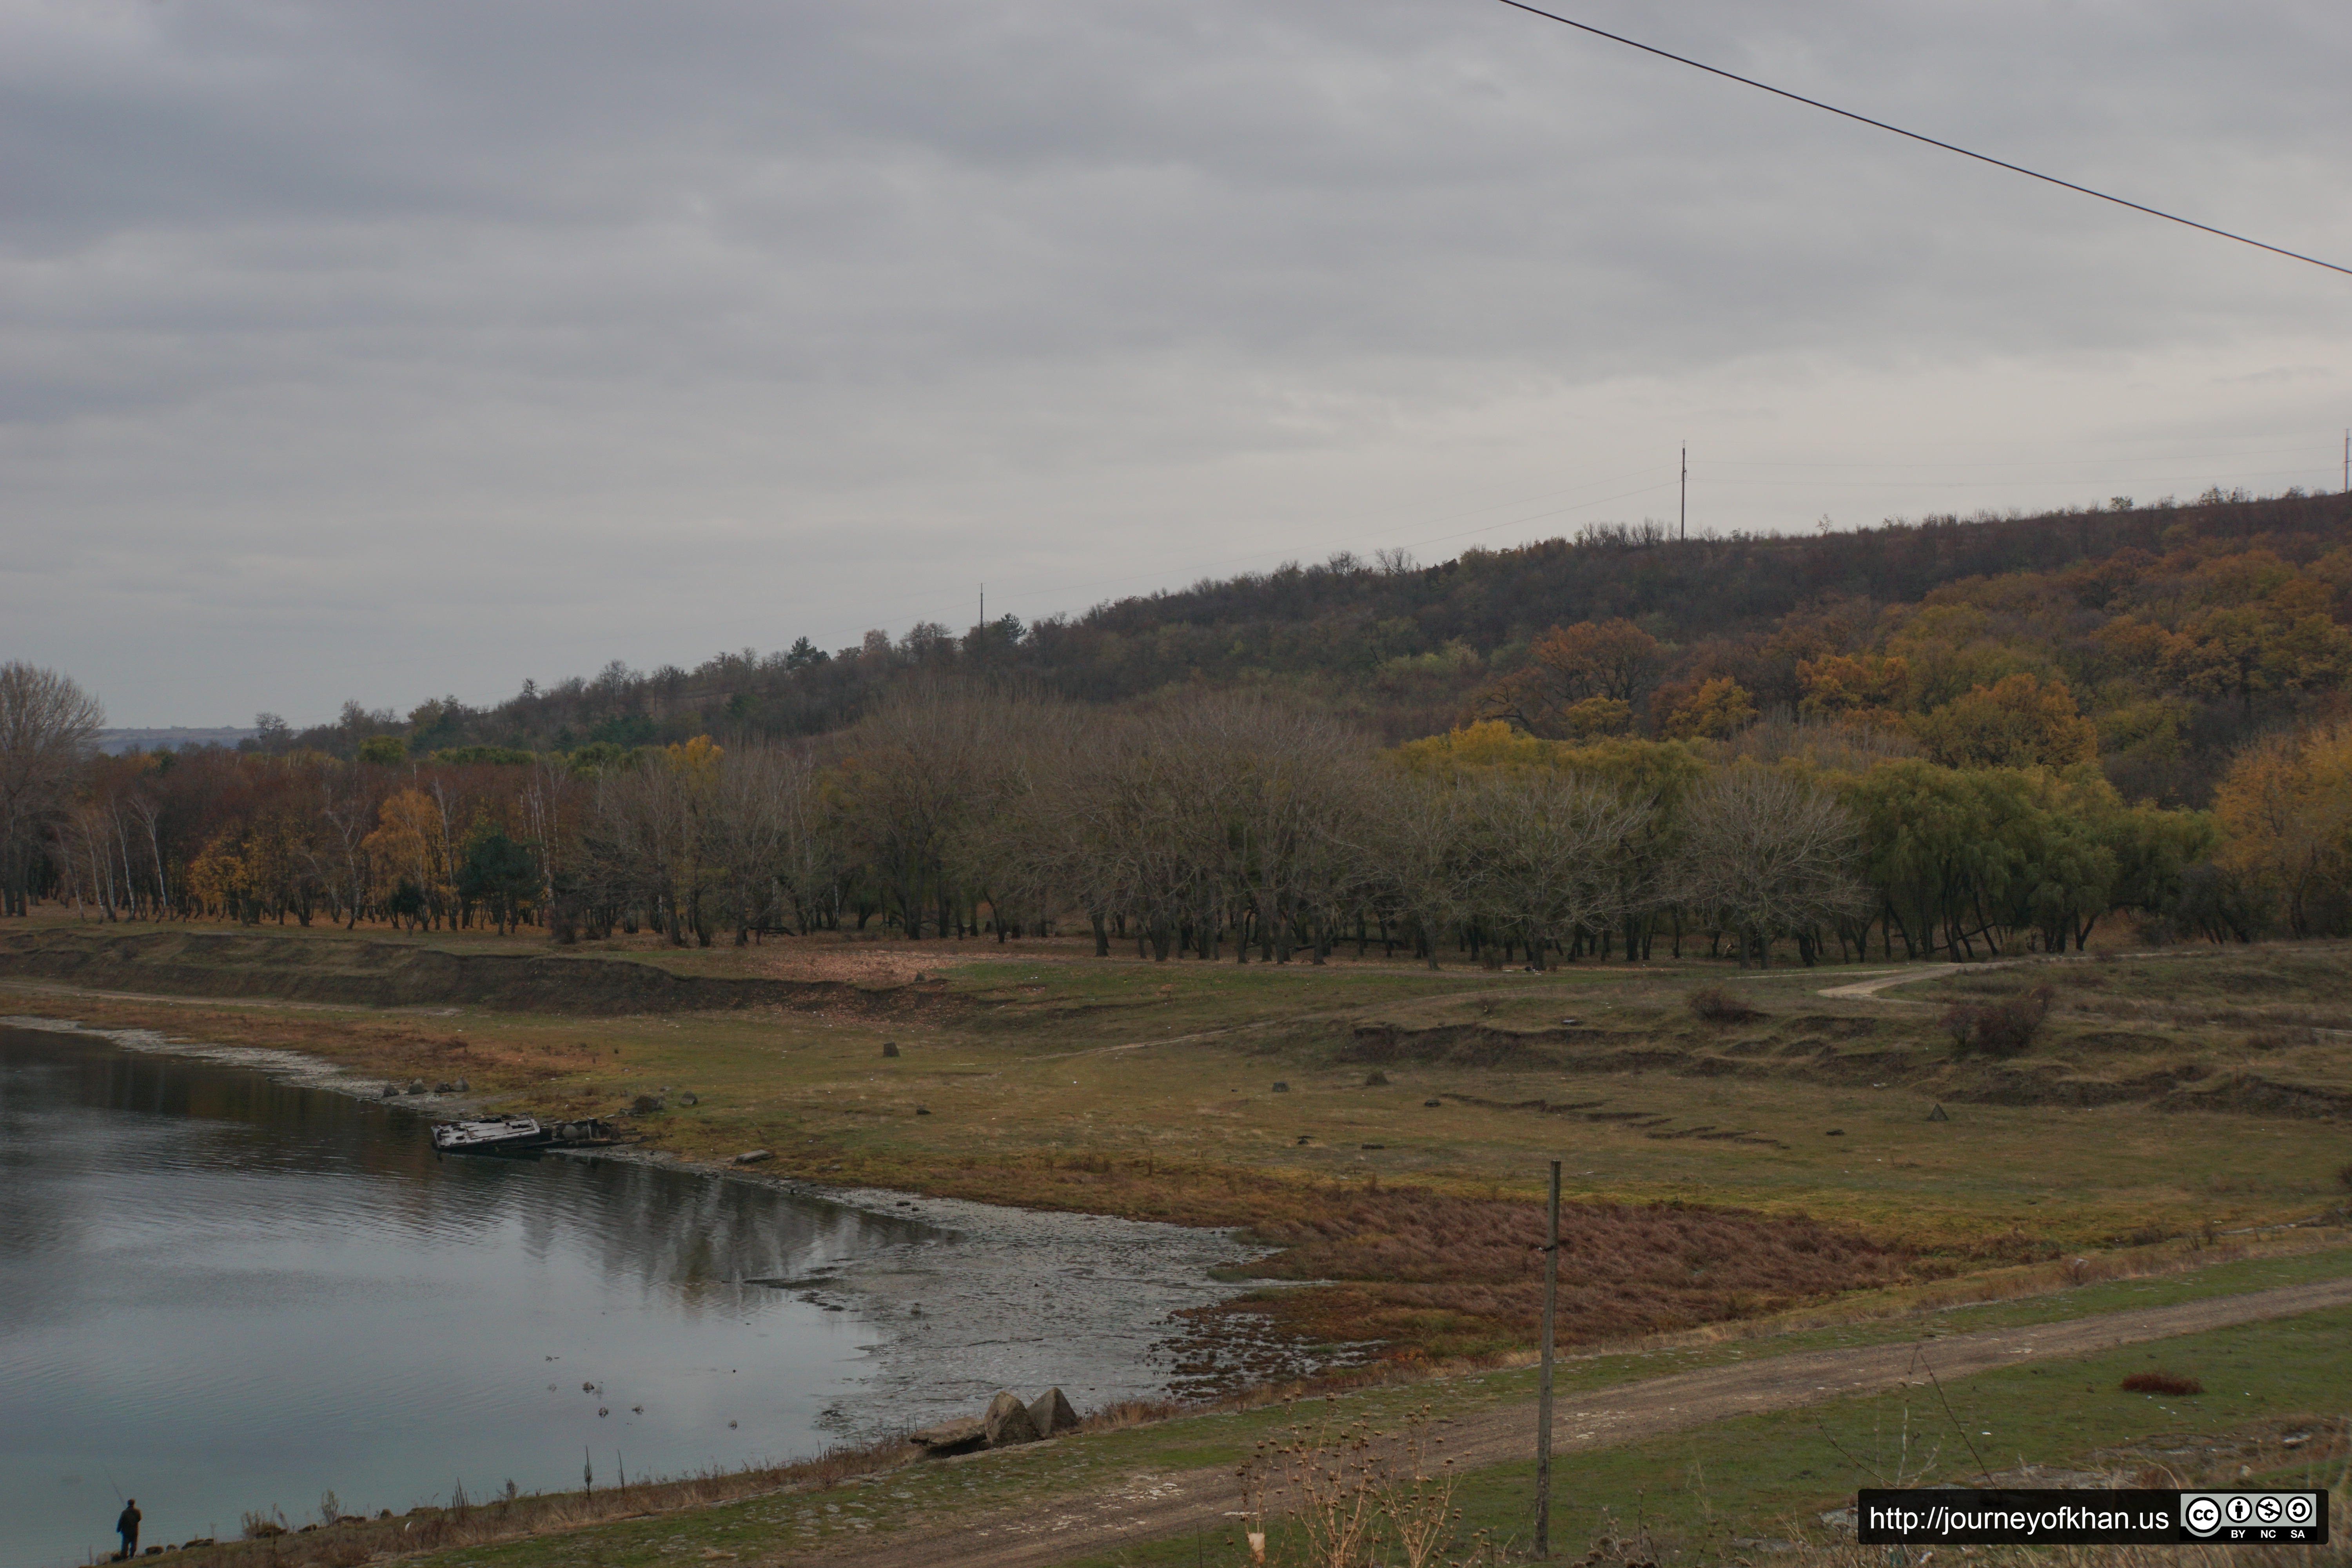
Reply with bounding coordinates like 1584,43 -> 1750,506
364,788 -> 457,929
1911,674 -> 2097,770
1796,653 -> 1911,727
1655,675 -> 1758,740
2213,723 -> 2352,936
2165,580 -> 2352,712
1473,619 -> 1657,739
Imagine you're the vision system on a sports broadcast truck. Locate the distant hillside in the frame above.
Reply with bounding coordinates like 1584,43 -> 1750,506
98,726 -> 258,756
270,485 -> 2352,807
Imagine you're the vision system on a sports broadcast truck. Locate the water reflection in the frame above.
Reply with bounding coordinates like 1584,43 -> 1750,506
0,1025 -> 933,1568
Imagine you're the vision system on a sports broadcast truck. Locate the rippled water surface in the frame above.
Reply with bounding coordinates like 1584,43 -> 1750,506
0,1025 -> 936,1568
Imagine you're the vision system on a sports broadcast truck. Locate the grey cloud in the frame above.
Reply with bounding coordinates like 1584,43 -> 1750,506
3,0 -> 2348,723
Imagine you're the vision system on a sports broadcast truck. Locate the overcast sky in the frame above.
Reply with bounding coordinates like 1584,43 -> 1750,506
5,0 -> 2349,727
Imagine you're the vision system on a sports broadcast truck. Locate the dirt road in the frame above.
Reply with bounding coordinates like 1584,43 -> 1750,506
833,1275 -> 2352,1568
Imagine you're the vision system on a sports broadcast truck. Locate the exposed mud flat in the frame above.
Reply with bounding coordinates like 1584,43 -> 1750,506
739,1184 -> 1325,1442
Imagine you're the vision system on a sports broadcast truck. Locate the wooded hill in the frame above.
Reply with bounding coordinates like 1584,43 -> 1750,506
25,483 -> 2352,956
279,486 -> 2352,812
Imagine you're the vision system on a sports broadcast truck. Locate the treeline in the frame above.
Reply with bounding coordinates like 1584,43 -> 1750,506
26,669 -> 2352,962
246,487 -> 2352,814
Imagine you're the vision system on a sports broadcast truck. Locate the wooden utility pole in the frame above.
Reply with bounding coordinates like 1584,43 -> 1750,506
1535,1159 -> 1561,1556
1680,446 -> 1687,541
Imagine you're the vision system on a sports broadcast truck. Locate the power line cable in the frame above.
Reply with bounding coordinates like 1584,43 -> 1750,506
1490,0 -> 2352,279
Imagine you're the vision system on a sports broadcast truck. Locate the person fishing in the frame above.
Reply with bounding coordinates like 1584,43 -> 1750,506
116,1498 -> 141,1560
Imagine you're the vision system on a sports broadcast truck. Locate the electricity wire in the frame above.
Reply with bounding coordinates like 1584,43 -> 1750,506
1491,0 -> 2352,279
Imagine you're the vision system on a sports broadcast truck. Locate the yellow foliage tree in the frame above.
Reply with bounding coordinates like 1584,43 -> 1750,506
1656,676 -> 1757,740
185,833 -> 254,919
1393,720 -> 1570,777
2214,722 -> 2352,937
1911,673 -> 2098,770
1557,696 -> 1633,738
364,788 -> 454,927
2162,577 -> 2352,711
1796,653 -> 1912,726
666,733 -> 724,782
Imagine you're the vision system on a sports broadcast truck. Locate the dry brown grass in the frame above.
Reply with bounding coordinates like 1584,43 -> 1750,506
0,991 -> 570,1089
1745,1532 -> 2349,1568
1201,1188 -> 1913,1362
1686,985 -> 1763,1024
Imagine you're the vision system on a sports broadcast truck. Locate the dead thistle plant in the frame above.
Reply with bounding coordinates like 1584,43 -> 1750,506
1235,1401 -> 1476,1567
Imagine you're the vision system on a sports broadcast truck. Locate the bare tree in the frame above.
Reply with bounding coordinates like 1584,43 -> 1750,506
954,699 -> 1091,944
1462,771 -> 1650,968
589,748 -> 717,944
1672,766 -> 1871,966
1067,714 -> 1207,960
1203,694 -> 1373,964
1373,768 -> 1474,969
706,741 -> 818,943
835,682 -> 1000,938
0,663 -> 104,915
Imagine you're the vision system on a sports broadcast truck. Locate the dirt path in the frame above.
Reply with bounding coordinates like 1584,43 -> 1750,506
829,1276 -> 2352,1568
1813,964 -> 2028,1002
1813,949 -> 2219,1004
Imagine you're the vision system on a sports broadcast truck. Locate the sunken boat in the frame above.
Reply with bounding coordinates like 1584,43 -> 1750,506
429,1114 -> 552,1155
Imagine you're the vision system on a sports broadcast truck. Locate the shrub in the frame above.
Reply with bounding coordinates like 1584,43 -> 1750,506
2120,1371 -> 2203,1396
1687,986 -> 1762,1024
1942,985 -> 2053,1058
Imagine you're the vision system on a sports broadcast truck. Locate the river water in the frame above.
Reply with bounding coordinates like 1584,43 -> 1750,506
0,1022 -> 1260,1568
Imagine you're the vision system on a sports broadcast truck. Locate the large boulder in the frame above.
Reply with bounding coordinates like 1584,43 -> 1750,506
984,1390 -> 1042,1447
909,1417 -> 987,1456
1027,1387 -> 1080,1438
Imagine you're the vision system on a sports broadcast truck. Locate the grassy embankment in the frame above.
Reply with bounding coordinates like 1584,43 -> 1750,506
1069,1306 -> 2352,1568
4,920 -> 2346,1365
